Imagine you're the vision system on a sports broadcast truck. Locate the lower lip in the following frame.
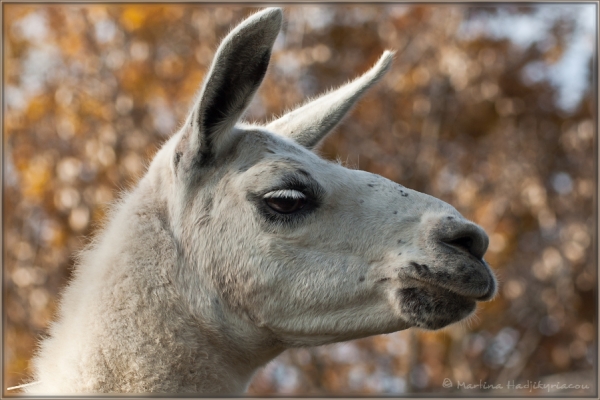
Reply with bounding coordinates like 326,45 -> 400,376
396,286 -> 477,329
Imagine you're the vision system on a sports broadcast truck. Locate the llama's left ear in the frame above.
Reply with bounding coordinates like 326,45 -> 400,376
268,51 -> 394,150
177,8 -> 282,169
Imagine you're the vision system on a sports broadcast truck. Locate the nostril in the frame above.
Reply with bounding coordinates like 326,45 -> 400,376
439,223 -> 488,260
445,236 -> 474,256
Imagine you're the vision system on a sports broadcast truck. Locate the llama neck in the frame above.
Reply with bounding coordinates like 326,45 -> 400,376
31,183 -> 280,394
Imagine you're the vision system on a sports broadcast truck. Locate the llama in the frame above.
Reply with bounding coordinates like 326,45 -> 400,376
27,8 -> 496,395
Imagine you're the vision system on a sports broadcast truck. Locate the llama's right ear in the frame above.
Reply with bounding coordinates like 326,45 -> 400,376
175,8 -> 282,172
267,51 -> 393,150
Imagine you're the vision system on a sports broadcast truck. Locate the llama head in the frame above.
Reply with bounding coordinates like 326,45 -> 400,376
151,8 -> 496,349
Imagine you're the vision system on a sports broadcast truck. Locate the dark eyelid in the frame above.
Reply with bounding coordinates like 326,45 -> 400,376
260,174 -> 324,200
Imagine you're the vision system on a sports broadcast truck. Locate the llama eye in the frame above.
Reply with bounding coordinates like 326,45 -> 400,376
264,190 -> 307,214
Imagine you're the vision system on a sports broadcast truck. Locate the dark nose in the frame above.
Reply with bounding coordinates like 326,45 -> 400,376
437,217 -> 489,260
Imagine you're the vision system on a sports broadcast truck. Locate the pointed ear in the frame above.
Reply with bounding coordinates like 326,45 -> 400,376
267,51 -> 394,149
180,8 -> 282,167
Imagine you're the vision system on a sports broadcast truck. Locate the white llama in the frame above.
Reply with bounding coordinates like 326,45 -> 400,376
28,8 -> 496,395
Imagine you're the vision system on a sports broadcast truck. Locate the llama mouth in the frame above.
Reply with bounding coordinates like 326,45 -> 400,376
402,259 -> 496,301
396,285 -> 476,330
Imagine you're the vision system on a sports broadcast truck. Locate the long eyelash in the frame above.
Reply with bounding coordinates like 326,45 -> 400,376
263,190 -> 306,199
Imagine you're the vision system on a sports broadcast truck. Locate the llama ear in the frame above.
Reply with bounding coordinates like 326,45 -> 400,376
180,8 -> 282,166
267,51 -> 394,149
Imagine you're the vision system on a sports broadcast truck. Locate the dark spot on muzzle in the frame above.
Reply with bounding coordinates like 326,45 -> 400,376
409,262 -> 430,277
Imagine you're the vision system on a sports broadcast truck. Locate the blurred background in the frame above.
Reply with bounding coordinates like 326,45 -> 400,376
3,4 -> 597,396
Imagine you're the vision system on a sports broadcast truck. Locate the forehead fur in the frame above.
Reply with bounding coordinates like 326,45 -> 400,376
229,125 -> 330,174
